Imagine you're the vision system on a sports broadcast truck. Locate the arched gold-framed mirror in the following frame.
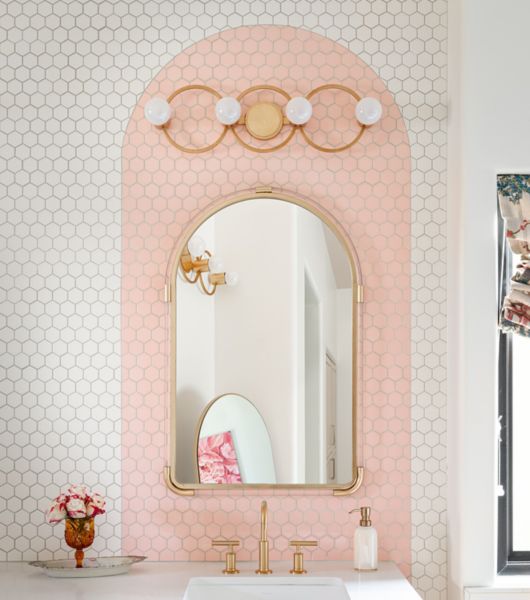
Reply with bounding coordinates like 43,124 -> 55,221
164,188 -> 363,495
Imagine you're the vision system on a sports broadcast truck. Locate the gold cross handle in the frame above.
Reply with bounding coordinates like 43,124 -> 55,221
212,539 -> 240,574
289,540 -> 318,574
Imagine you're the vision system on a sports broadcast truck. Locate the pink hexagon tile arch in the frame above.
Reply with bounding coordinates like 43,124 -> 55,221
122,26 -> 411,573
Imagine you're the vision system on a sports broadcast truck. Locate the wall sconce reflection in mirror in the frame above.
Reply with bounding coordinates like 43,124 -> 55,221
180,235 -> 239,296
144,84 -> 383,154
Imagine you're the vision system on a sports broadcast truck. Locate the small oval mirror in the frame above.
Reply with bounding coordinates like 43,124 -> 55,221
196,394 -> 276,484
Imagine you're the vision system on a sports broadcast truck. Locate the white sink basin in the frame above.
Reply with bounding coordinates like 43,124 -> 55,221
183,576 -> 350,600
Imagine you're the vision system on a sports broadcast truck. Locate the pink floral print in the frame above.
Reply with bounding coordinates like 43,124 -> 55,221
498,175 -> 530,337
198,431 -> 242,484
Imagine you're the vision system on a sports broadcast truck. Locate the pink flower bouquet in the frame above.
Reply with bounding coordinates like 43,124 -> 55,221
47,484 -> 106,523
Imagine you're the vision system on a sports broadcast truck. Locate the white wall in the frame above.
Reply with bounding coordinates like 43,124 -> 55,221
296,209 -> 352,484
214,200 -> 297,482
448,0 -> 530,596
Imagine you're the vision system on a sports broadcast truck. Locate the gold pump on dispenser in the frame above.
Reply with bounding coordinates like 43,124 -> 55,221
349,506 -> 378,571
350,506 -> 372,526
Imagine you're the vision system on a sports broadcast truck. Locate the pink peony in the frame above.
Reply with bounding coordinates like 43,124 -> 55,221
67,484 -> 89,499
199,433 -> 224,453
86,493 -> 106,517
66,496 -> 87,519
220,442 -> 236,460
47,494 -> 68,523
200,460 -> 226,483
47,486 -> 106,524
224,461 -> 240,475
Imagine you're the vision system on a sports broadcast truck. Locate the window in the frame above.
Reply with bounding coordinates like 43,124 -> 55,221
498,200 -> 530,574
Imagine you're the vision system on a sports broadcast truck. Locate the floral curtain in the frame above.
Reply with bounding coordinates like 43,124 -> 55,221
498,174 -> 530,336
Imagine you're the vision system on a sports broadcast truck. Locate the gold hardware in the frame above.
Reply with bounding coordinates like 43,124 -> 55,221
333,466 -> 364,496
161,85 -> 227,154
256,501 -> 272,574
245,102 -> 284,140
289,540 -> 318,574
356,285 -> 364,304
163,465 -> 193,496
349,506 -> 372,526
212,539 -> 240,574
300,84 -> 366,153
166,189 -> 363,497
156,83 -> 372,154
180,252 -> 209,275
163,283 -> 171,303
179,242 -> 234,297
208,272 -> 227,286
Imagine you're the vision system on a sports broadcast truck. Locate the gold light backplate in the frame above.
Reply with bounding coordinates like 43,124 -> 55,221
245,102 -> 284,140
165,188 -> 364,496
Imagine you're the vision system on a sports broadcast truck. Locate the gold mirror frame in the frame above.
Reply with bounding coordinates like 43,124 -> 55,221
164,187 -> 364,496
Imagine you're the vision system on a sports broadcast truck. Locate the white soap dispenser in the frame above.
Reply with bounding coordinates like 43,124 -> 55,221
349,506 -> 378,571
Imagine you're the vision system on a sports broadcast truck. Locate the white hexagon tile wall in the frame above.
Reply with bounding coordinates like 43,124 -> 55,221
0,2 -> 446,600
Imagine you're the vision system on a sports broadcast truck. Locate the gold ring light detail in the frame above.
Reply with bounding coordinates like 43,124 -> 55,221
231,85 -> 297,154
160,85 -> 228,154
144,83 -> 383,154
301,84 -> 366,153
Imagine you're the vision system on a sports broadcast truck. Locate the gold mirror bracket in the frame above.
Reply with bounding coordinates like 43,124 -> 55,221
255,185 -> 273,194
163,282 -> 171,303
333,466 -> 364,496
356,285 -> 364,304
164,466 -> 195,496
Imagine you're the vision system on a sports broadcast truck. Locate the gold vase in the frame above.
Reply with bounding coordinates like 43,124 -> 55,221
64,517 -> 95,568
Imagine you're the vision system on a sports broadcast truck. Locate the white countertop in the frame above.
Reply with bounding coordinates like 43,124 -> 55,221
0,560 -> 420,599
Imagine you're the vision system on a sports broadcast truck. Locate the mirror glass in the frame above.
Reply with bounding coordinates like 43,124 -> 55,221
197,394 -> 276,484
173,197 -> 356,487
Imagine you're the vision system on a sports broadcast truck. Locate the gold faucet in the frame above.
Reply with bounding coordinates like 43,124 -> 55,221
256,500 -> 272,574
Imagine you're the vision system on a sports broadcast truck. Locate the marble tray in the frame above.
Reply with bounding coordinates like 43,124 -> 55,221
29,556 -> 146,578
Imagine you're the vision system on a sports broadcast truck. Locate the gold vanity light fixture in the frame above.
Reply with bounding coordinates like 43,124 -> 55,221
143,84 -> 383,154
180,234 -> 238,296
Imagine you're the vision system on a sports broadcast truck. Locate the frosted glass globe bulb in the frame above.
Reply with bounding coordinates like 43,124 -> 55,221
208,257 -> 224,273
285,96 -> 313,125
355,97 -> 383,126
225,272 -> 239,287
187,236 -> 206,258
215,97 -> 241,125
144,97 -> 172,126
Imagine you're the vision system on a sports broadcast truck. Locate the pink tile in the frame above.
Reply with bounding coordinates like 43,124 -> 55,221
122,25 -> 411,575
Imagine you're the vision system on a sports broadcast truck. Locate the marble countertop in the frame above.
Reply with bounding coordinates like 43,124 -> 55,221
0,560 -> 421,599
